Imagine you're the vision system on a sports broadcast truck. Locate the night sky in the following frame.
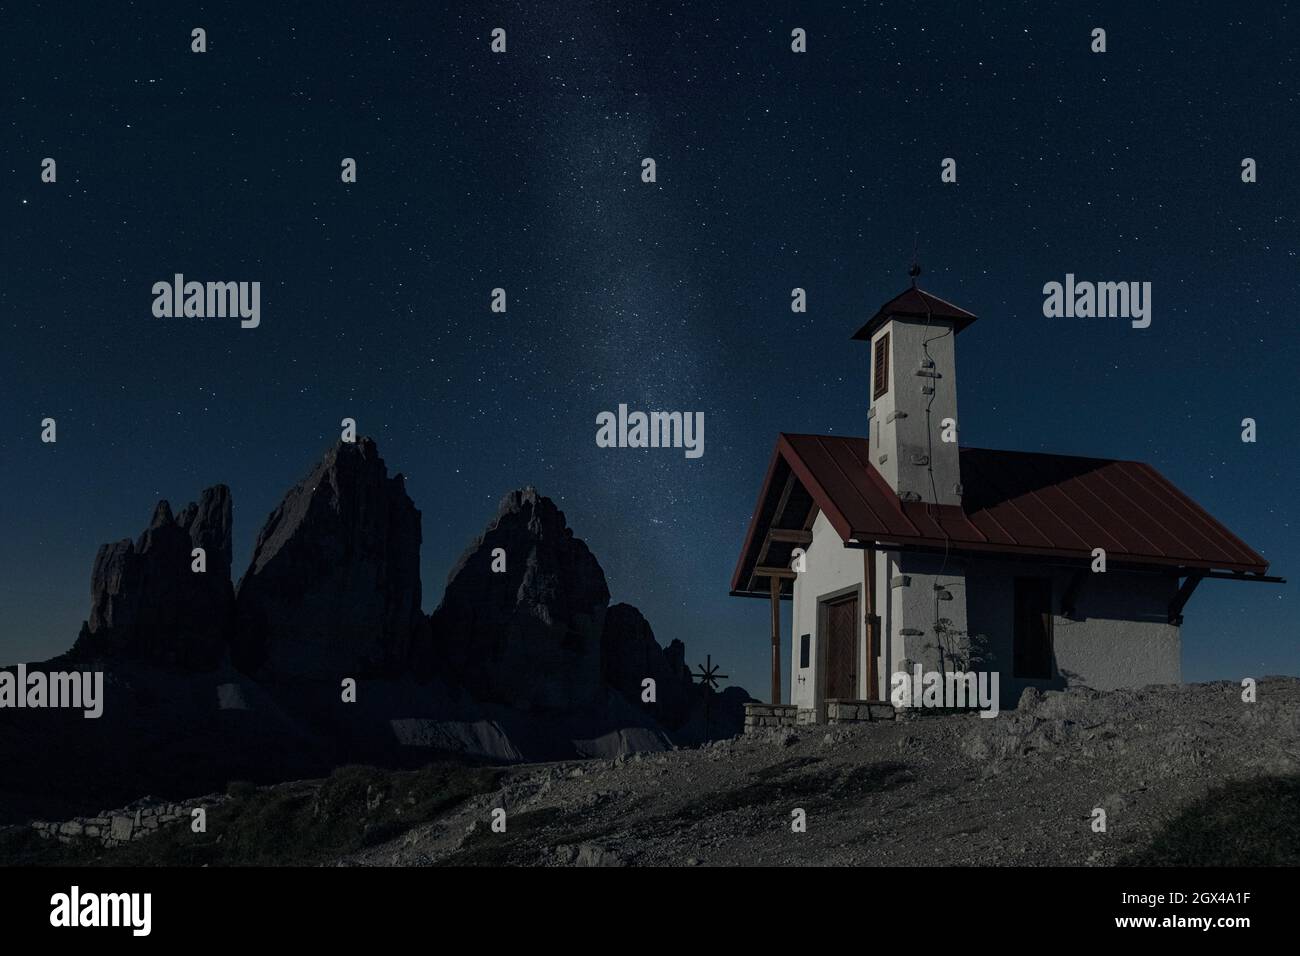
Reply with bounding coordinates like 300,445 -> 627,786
2,1 -> 1295,698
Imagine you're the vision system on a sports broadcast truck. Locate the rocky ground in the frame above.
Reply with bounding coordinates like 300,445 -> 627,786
341,677 -> 1300,866
8,677 -> 1297,867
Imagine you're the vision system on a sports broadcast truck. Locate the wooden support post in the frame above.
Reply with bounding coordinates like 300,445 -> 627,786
1168,572 -> 1204,625
770,575 -> 782,705
864,547 -> 880,701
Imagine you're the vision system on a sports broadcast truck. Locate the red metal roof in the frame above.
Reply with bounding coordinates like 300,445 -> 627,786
731,433 -> 1270,596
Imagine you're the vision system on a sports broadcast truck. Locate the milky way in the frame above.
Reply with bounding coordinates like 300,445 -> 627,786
1,2 -> 1295,695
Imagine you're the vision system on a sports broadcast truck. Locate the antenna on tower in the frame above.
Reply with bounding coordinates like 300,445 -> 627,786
909,236 -> 921,288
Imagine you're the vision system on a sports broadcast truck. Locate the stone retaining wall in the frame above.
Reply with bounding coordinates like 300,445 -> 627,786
826,699 -> 897,723
30,793 -> 225,848
743,703 -> 798,732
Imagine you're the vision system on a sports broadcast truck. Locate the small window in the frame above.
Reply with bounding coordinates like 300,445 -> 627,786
1013,577 -> 1053,679
872,332 -> 890,400
799,634 -> 811,669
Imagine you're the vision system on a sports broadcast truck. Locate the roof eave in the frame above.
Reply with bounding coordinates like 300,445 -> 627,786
844,532 -> 1270,576
850,312 -> 978,342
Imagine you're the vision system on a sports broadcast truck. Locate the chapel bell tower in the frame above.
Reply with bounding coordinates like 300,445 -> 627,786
852,268 -> 978,508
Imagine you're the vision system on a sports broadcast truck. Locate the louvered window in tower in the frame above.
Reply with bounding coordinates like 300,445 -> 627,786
872,332 -> 890,400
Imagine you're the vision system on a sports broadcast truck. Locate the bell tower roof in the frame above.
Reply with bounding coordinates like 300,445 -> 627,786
850,286 -> 979,342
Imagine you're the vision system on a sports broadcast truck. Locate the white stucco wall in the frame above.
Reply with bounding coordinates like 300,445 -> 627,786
894,552 -> 971,684
791,510 -> 865,713
792,531 -> 1180,714
868,318 -> 962,506
964,558 -> 1181,708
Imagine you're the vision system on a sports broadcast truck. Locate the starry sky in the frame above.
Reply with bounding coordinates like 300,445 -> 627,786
2,1 -> 1295,697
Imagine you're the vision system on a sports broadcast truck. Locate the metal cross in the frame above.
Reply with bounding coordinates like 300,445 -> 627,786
694,654 -> 728,690
692,654 -> 730,739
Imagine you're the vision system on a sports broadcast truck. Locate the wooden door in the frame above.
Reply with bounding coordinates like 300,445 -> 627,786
823,595 -> 859,699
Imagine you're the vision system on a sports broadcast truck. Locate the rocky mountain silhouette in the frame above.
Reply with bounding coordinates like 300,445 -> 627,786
430,487 -> 610,712
600,602 -> 749,738
233,438 -> 425,680
0,439 -> 750,825
72,485 -> 235,670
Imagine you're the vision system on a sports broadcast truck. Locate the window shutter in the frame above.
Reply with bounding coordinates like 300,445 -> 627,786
873,333 -> 890,400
